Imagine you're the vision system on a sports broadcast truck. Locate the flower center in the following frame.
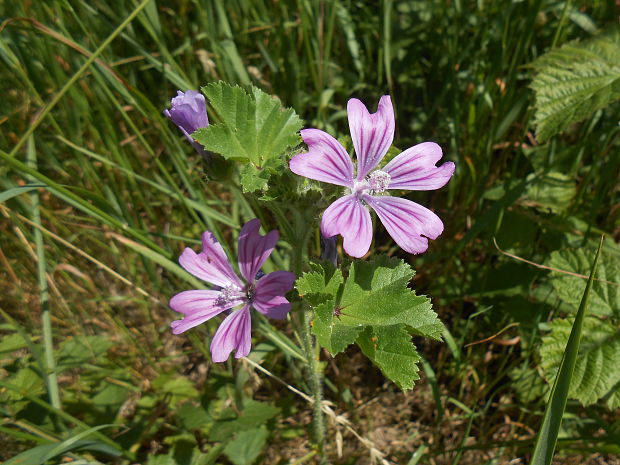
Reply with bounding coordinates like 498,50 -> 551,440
349,170 -> 391,199
351,180 -> 369,195
367,170 -> 391,194
216,284 -> 243,306
245,283 -> 257,302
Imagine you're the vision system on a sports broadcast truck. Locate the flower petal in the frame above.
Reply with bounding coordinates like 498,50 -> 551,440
169,290 -> 240,334
364,195 -> 444,254
164,90 -> 209,136
179,231 -> 241,288
321,195 -> 372,258
348,95 -> 395,180
237,219 -> 279,283
289,129 -> 355,187
210,305 -> 252,362
254,270 -> 295,319
383,142 -> 455,191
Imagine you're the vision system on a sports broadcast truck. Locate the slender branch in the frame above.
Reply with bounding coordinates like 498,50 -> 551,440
493,238 -> 617,286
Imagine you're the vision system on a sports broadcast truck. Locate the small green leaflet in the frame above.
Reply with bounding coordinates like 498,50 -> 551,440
223,426 -> 269,465
193,82 -> 302,180
357,325 -> 422,389
530,27 -> 620,142
296,256 -> 443,390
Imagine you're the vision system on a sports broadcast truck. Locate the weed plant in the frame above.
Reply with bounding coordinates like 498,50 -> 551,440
1,1 -> 619,464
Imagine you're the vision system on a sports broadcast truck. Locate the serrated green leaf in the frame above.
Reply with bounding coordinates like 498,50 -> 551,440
312,299 -> 363,354
540,316 -> 620,408
302,257 -> 441,389
194,82 -> 302,167
357,325 -> 421,390
547,247 -> 619,317
239,164 -> 270,193
152,374 -> 198,408
338,256 -> 443,340
530,27 -> 620,142
236,400 -> 280,429
56,335 -> 113,372
177,402 -> 212,431
509,364 -> 546,404
223,426 -> 268,465
2,367 -> 45,403
296,262 -> 344,307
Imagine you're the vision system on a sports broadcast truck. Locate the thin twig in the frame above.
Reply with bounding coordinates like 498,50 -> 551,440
464,323 -> 520,348
493,238 -> 618,286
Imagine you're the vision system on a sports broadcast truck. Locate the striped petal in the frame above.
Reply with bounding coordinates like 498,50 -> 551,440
237,219 -> 279,283
169,290 -> 240,334
253,270 -> 295,320
383,142 -> 455,191
348,95 -> 395,180
321,194 -> 373,258
290,129 -> 355,187
364,195 -> 444,255
179,231 -> 241,288
210,305 -> 253,362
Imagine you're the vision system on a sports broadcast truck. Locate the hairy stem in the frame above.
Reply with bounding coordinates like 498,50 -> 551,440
300,304 -> 326,459
290,215 -> 326,460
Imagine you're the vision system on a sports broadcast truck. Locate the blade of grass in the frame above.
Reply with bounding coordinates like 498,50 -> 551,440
0,184 -> 46,203
421,356 -> 444,423
26,137 -> 60,411
530,236 -> 604,465
0,380 -> 125,455
56,136 -> 236,227
0,149 -> 166,255
407,444 -> 428,465
42,424 -> 118,463
7,0 -> 154,158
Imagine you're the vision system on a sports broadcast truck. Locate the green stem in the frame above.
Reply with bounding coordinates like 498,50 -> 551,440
27,137 -> 60,411
290,220 -> 326,460
300,303 -> 326,458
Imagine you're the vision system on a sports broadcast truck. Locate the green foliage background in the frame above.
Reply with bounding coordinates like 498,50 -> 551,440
1,0 -> 619,464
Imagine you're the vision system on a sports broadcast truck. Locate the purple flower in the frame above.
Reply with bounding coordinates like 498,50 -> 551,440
164,90 -> 209,156
170,219 -> 295,362
289,96 -> 455,258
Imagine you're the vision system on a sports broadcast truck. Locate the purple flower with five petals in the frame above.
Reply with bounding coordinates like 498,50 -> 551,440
164,90 -> 209,157
289,95 -> 455,258
170,219 -> 295,362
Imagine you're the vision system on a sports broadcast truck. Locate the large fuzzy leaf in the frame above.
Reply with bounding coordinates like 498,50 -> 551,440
547,246 -> 619,317
194,82 -> 302,167
531,239 -> 602,465
530,27 -> 620,142
540,316 -> 620,408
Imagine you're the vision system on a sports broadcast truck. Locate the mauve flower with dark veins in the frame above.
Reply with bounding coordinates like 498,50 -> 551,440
170,219 -> 295,362
289,95 -> 455,258
164,90 -> 209,156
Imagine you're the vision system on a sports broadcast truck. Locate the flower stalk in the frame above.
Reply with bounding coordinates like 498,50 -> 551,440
300,303 -> 326,459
